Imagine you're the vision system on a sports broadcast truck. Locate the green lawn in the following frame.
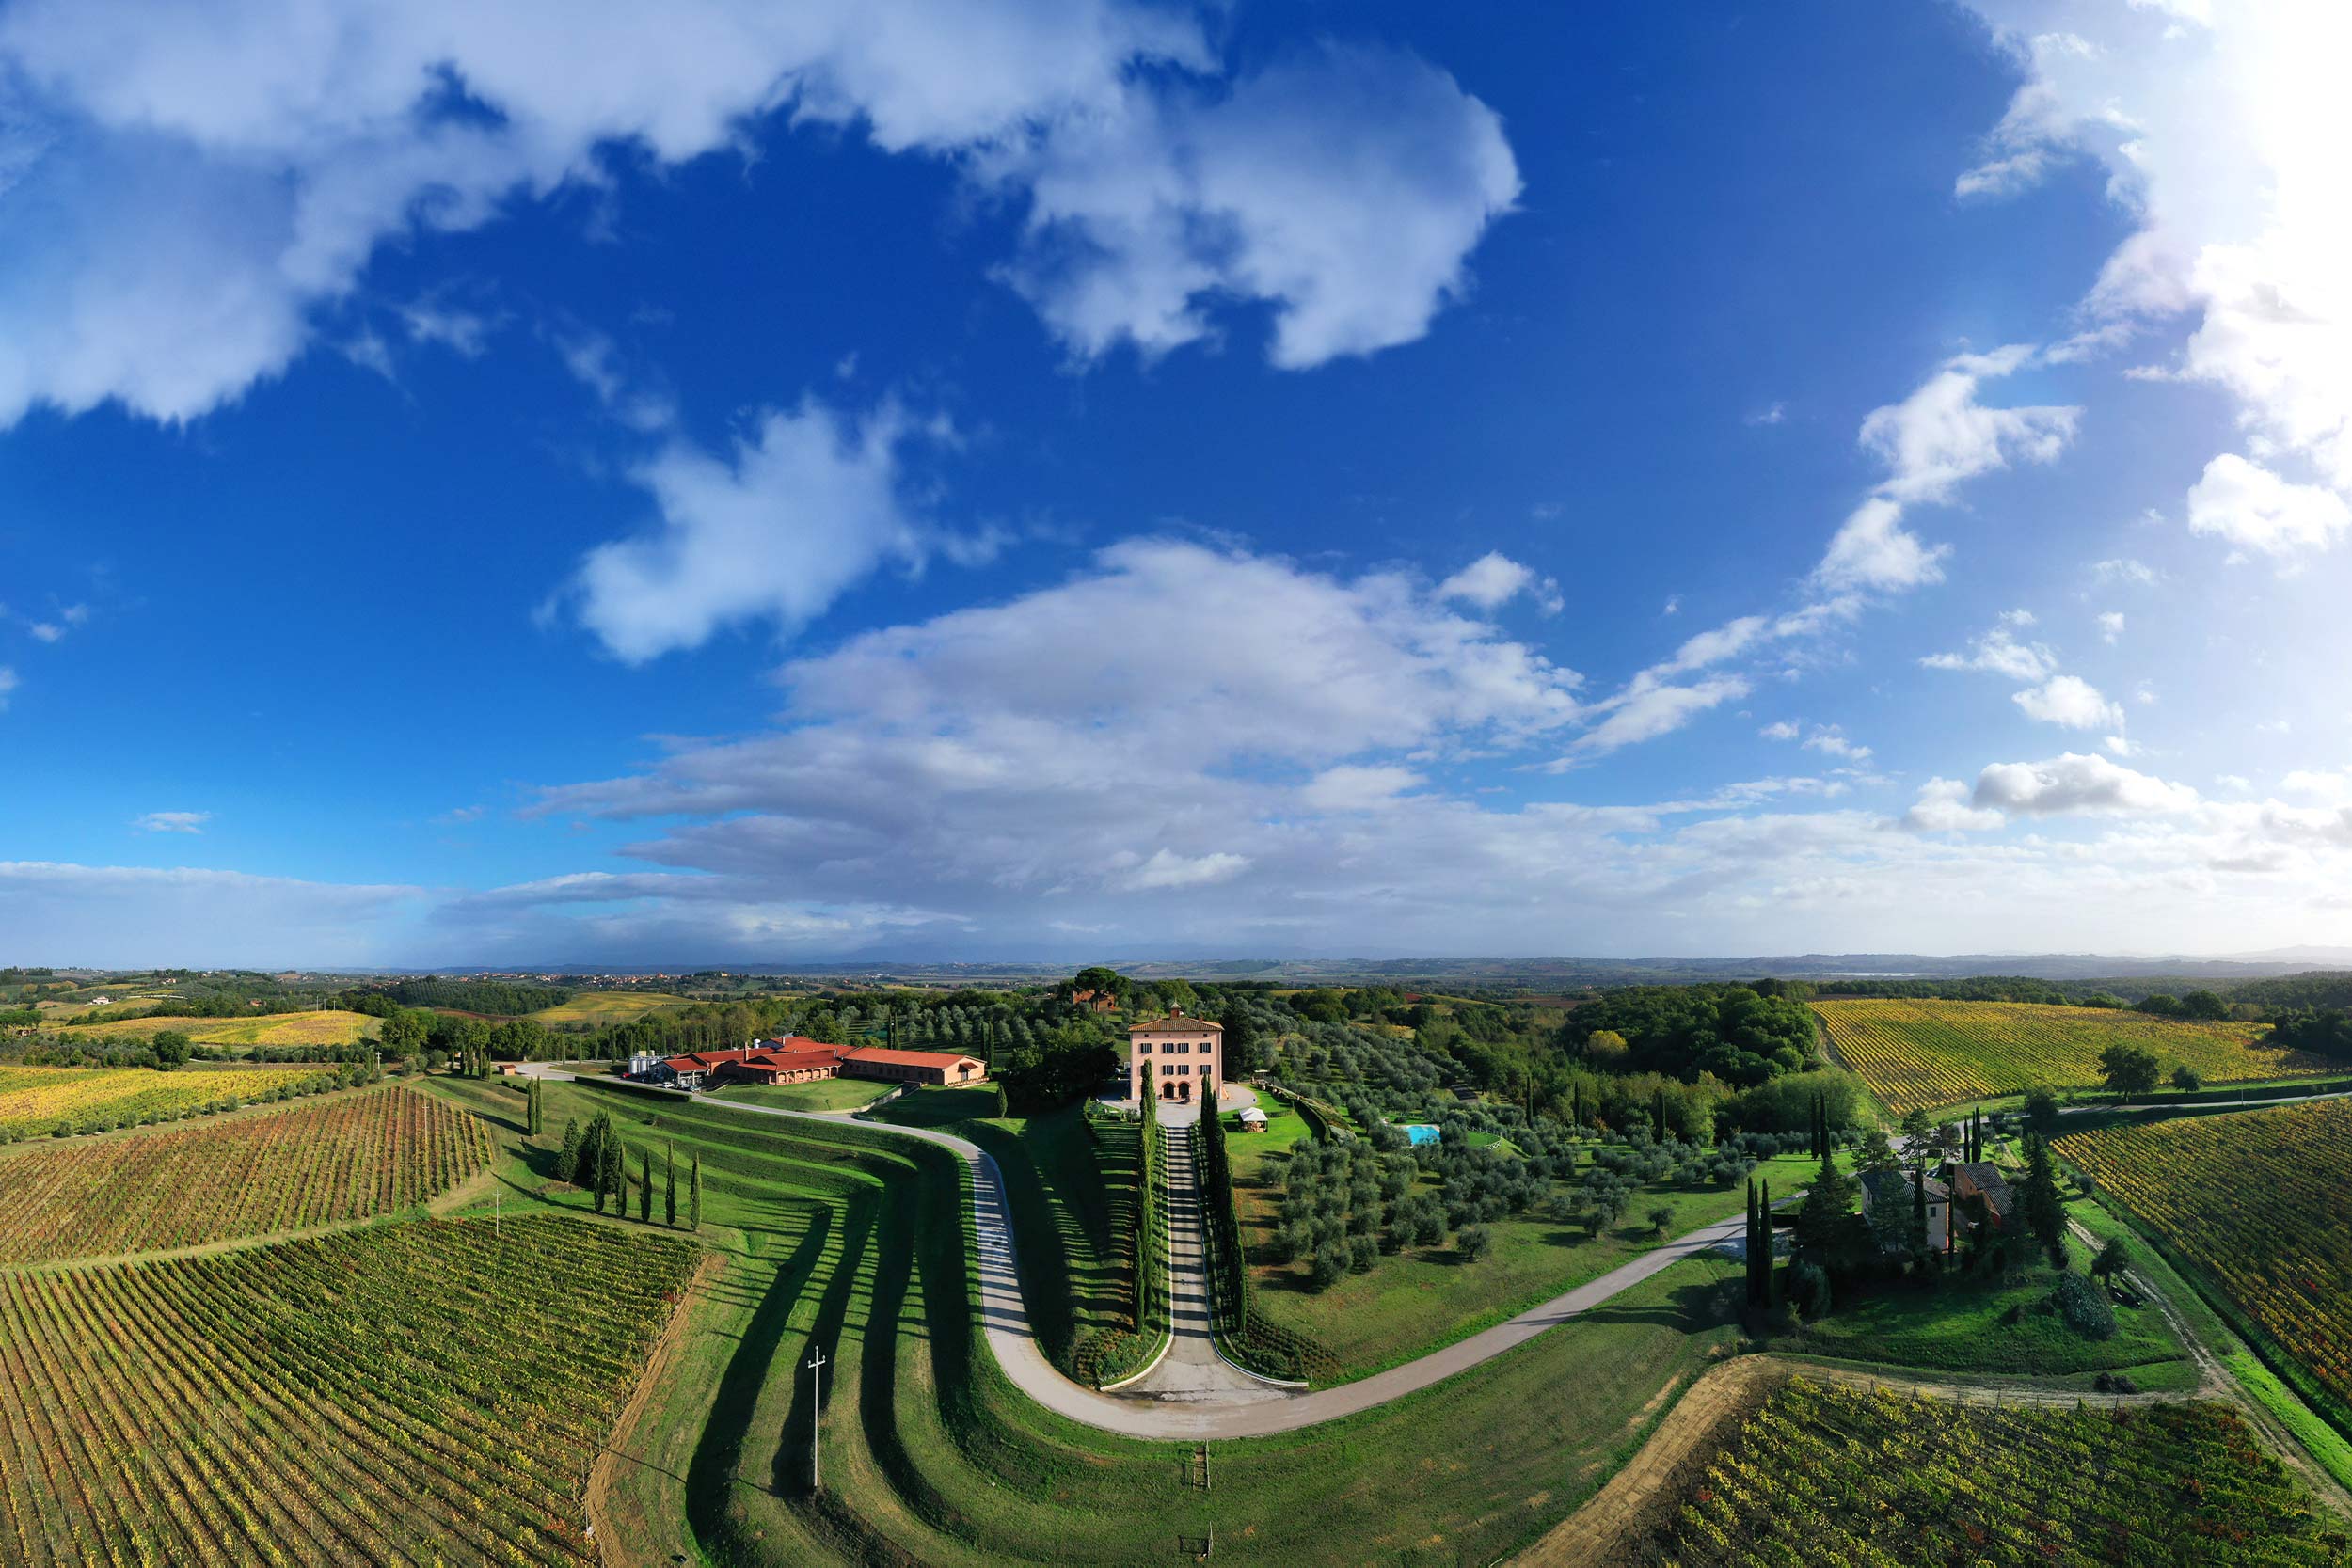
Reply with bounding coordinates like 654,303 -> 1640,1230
708,1077 -> 896,1114
1764,1227 -> 2188,1380
423,1074 -> 1759,1566
1231,1133 -> 1827,1382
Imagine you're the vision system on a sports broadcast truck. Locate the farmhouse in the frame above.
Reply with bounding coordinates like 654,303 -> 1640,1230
1948,1161 -> 2014,1237
1858,1168 -> 1953,1253
1129,1006 -> 1222,1103
641,1037 -> 987,1091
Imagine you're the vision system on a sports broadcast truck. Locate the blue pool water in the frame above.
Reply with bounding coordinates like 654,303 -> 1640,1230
1403,1123 -> 1439,1147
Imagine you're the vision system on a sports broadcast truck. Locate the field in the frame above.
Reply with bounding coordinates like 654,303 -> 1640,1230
0,1086 -> 493,1264
2060,1100 -> 2352,1419
709,1076 -> 896,1114
434,1075 -> 1756,1567
1812,998 -> 2328,1115
50,1009 -> 380,1047
0,1066 -> 338,1138
1617,1376 -> 2345,1565
0,1213 -> 700,1566
529,991 -> 691,1024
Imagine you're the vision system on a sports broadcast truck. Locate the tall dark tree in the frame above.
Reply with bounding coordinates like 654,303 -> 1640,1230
555,1117 -> 581,1183
2018,1132 -> 2067,1268
2022,1087 -> 2062,1141
1911,1164 -> 1930,1255
664,1142 -> 677,1227
638,1147 -> 653,1223
1760,1178 -> 1777,1307
690,1155 -> 703,1231
1745,1180 -> 1764,1306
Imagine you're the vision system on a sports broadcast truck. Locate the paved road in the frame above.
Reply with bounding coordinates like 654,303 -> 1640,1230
2058,1087 -> 2352,1117
1116,1119 -> 1290,1405
525,1067 -> 1774,1440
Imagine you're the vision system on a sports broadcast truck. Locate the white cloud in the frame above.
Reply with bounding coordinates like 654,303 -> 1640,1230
984,42 -> 1519,369
1972,752 -> 2201,816
1746,401 -> 1787,426
1438,551 -> 1549,610
1759,720 -> 1802,742
1299,765 -> 1424,814
0,4 -> 1511,427
1921,615 -> 2058,681
1815,348 -> 2080,593
1569,676 -> 1749,757
1802,726 -> 1872,763
133,810 -> 212,833
1958,1 -> 2352,556
1120,848 -> 1250,890
1661,594 -> 1682,617
2091,557 -> 2158,587
566,396 -> 931,662
2013,673 -> 2125,731
2097,610 -> 2125,643
2185,452 -> 2350,557
1903,777 -> 2005,832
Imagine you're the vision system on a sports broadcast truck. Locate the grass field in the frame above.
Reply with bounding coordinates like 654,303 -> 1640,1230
709,1077 -> 896,1114
1813,998 -> 2328,1115
50,1008 -> 380,1047
1230,1122 -> 1825,1381
0,1212 -> 699,1566
1618,1376 -> 2346,1565
423,1074 -> 1758,1566
1766,1226 -> 2190,1381
2061,1099 -> 2352,1424
0,1085 -> 491,1264
0,1065 -> 339,1138
528,991 -> 691,1024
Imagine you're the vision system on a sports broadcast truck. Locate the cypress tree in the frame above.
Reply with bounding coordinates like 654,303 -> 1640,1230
690,1155 -> 703,1231
664,1143 -> 677,1227
1651,1087 -> 1667,1143
639,1148 -> 653,1223
555,1117 -> 581,1184
1912,1164 -> 1930,1254
1760,1179 -> 1777,1307
1744,1180 -> 1761,1306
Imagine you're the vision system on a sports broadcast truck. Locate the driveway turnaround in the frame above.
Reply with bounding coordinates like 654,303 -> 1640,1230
525,1069 -> 1769,1441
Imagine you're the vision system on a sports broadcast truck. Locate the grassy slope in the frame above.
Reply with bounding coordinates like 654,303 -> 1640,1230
49,1008 -> 379,1045
1232,1132 -> 1825,1381
425,1074 -> 1754,1567
529,992 -> 691,1024
708,1077 -> 895,1114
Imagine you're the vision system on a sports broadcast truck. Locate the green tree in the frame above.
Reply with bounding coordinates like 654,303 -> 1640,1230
2090,1235 -> 2132,1282
638,1148 -> 653,1223
664,1142 -> 677,1227
2022,1086 -> 2062,1140
690,1155 -> 703,1231
2099,1044 -> 2162,1098
2018,1132 -> 2067,1268
150,1030 -> 190,1070
554,1117 -> 581,1183
2171,1064 -> 2202,1094
1899,1106 -> 1931,1147
1454,1224 -> 1492,1262
1645,1203 -> 1675,1238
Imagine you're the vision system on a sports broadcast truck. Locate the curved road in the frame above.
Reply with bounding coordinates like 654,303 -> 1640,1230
528,1069 -> 1774,1440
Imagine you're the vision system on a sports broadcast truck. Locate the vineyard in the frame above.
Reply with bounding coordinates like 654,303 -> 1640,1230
0,1086 -> 493,1264
1625,1377 -> 2345,1565
1812,999 -> 2327,1115
0,1214 -> 700,1566
0,1066 -> 339,1139
2060,1100 -> 2352,1418
51,1009 -> 379,1047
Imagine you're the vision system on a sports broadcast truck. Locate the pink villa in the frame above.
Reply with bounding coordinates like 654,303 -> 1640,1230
1129,1006 -> 1222,1103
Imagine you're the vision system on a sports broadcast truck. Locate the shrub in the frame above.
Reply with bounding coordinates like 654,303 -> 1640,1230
2050,1271 -> 2118,1340
1310,1242 -> 1347,1291
1789,1260 -> 1832,1320
1454,1224 -> 1492,1262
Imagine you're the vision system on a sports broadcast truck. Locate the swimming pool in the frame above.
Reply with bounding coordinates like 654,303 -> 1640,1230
1402,1123 -> 1439,1147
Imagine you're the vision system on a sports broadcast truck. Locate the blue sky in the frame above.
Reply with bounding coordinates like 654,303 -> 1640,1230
3,0 -> 2349,967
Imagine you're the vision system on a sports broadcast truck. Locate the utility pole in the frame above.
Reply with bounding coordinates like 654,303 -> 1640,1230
805,1346 -> 828,1491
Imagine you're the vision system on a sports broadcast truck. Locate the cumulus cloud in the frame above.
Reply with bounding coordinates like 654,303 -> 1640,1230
2013,674 -> 2125,731
565,396 -> 935,661
0,2 -> 1512,427
2091,557 -> 2157,587
2097,611 -> 2125,643
2185,452 -> 2351,557
984,42 -> 1519,369
1437,551 -> 1556,612
1921,613 -> 2057,681
1903,777 -> 2005,832
1972,752 -> 2201,816
1759,720 -> 1801,742
133,811 -> 211,833
1802,726 -> 1872,763
1814,348 -> 2080,594
1958,1 -> 2352,555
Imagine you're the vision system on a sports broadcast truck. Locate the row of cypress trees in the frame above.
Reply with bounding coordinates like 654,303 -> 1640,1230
1744,1175 -> 1776,1307
1197,1090 -> 1243,1336
553,1107 -> 701,1230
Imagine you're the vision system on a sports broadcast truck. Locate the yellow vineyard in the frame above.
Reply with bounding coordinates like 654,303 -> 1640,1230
0,1066 -> 340,1138
1812,998 -> 2330,1115
50,1008 -> 380,1047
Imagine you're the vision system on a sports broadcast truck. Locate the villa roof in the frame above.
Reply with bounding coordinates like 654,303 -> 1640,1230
1129,1008 -> 1223,1035
843,1045 -> 982,1069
